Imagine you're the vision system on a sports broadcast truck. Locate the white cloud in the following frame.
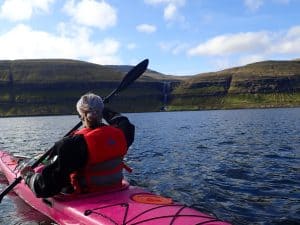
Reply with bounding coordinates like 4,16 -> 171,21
0,0 -> 54,21
144,0 -> 185,22
164,3 -> 177,20
244,0 -> 264,11
127,43 -> 137,50
188,32 -> 270,56
136,24 -> 157,33
63,0 -> 117,30
188,26 -> 300,69
0,24 -> 121,65
269,26 -> 300,54
88,39 -> 121,64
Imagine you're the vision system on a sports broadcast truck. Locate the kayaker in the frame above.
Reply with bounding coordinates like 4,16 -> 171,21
20,93 -> 134,198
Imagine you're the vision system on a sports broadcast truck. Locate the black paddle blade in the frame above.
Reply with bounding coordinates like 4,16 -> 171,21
104,59 -> 149,103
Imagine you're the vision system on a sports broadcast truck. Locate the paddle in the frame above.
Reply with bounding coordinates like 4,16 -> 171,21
0,58 -> 149,203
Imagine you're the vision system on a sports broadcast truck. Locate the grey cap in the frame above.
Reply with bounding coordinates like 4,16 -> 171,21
76,93 -> 104,121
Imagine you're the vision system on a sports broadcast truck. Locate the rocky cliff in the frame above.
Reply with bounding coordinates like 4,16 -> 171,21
0,59 -> 299,116
169,60 -> 300,110
0,59 -> 176,116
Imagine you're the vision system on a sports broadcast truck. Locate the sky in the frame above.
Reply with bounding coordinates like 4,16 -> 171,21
0,0 -> 300,75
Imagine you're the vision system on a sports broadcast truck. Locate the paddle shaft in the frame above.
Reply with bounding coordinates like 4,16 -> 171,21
0,59 -> 149,203
58,58 -> 149,140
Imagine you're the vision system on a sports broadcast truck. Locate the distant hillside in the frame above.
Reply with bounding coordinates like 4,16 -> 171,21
169,60 -> 300,110
0,59 -> 124,84
0,58 -> 299,117
0,59 -> 170,116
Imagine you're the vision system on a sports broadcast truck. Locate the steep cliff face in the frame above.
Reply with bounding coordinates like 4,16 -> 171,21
0,59 -> 299,116
228,61 -> 300,94
0,59 -> 168,116
168,60 -> 300,110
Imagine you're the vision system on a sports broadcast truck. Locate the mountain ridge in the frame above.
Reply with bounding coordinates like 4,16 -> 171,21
0,58 -> 299,116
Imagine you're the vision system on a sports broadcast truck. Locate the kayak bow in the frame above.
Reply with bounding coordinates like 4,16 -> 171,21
0,150 -> 231,225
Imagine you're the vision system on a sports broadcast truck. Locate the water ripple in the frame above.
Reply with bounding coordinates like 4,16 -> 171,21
0,108 -> 300,225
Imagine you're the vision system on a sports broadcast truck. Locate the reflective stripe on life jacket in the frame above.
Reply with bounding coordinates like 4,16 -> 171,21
71,126 -> 128,193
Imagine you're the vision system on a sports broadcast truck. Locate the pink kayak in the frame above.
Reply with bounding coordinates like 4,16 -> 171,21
0,150 -> 231,225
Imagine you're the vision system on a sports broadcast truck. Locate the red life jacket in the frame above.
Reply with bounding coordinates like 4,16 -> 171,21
70,125 -> 128,193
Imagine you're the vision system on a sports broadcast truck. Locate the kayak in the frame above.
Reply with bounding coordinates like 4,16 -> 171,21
0,150 -> 231,225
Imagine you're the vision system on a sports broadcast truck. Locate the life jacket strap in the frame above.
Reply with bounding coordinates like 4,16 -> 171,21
122,162 -> 133,173
71,157 -> 133,193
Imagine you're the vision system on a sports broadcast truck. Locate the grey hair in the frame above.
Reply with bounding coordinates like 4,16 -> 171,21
76,93 -> 104,122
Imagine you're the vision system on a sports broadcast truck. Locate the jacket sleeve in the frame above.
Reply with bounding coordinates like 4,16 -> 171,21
24,135 -> 88,198
102,107 -> 135,147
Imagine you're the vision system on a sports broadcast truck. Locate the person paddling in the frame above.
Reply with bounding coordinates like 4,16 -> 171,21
21,93 -> 134,198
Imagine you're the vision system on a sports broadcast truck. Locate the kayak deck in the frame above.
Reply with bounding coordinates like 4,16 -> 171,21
0,150 -> 231,225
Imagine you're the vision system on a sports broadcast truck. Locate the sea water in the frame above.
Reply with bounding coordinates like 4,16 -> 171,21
0,108 -> 299,225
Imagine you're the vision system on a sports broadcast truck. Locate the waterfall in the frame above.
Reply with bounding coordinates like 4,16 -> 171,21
162,81 -> 171,110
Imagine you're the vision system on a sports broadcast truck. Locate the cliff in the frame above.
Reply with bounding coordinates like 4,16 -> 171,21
0,59 -> 178,116
0,59 -> 299,116
169,60 -> 300,110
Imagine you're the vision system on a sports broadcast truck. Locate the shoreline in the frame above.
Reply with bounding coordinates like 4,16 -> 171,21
1,105 -> 299,118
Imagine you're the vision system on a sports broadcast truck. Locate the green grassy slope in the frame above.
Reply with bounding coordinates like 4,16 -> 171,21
0,59 -> 299,116
168,60 -> 300,110
0,59 -> 166,116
